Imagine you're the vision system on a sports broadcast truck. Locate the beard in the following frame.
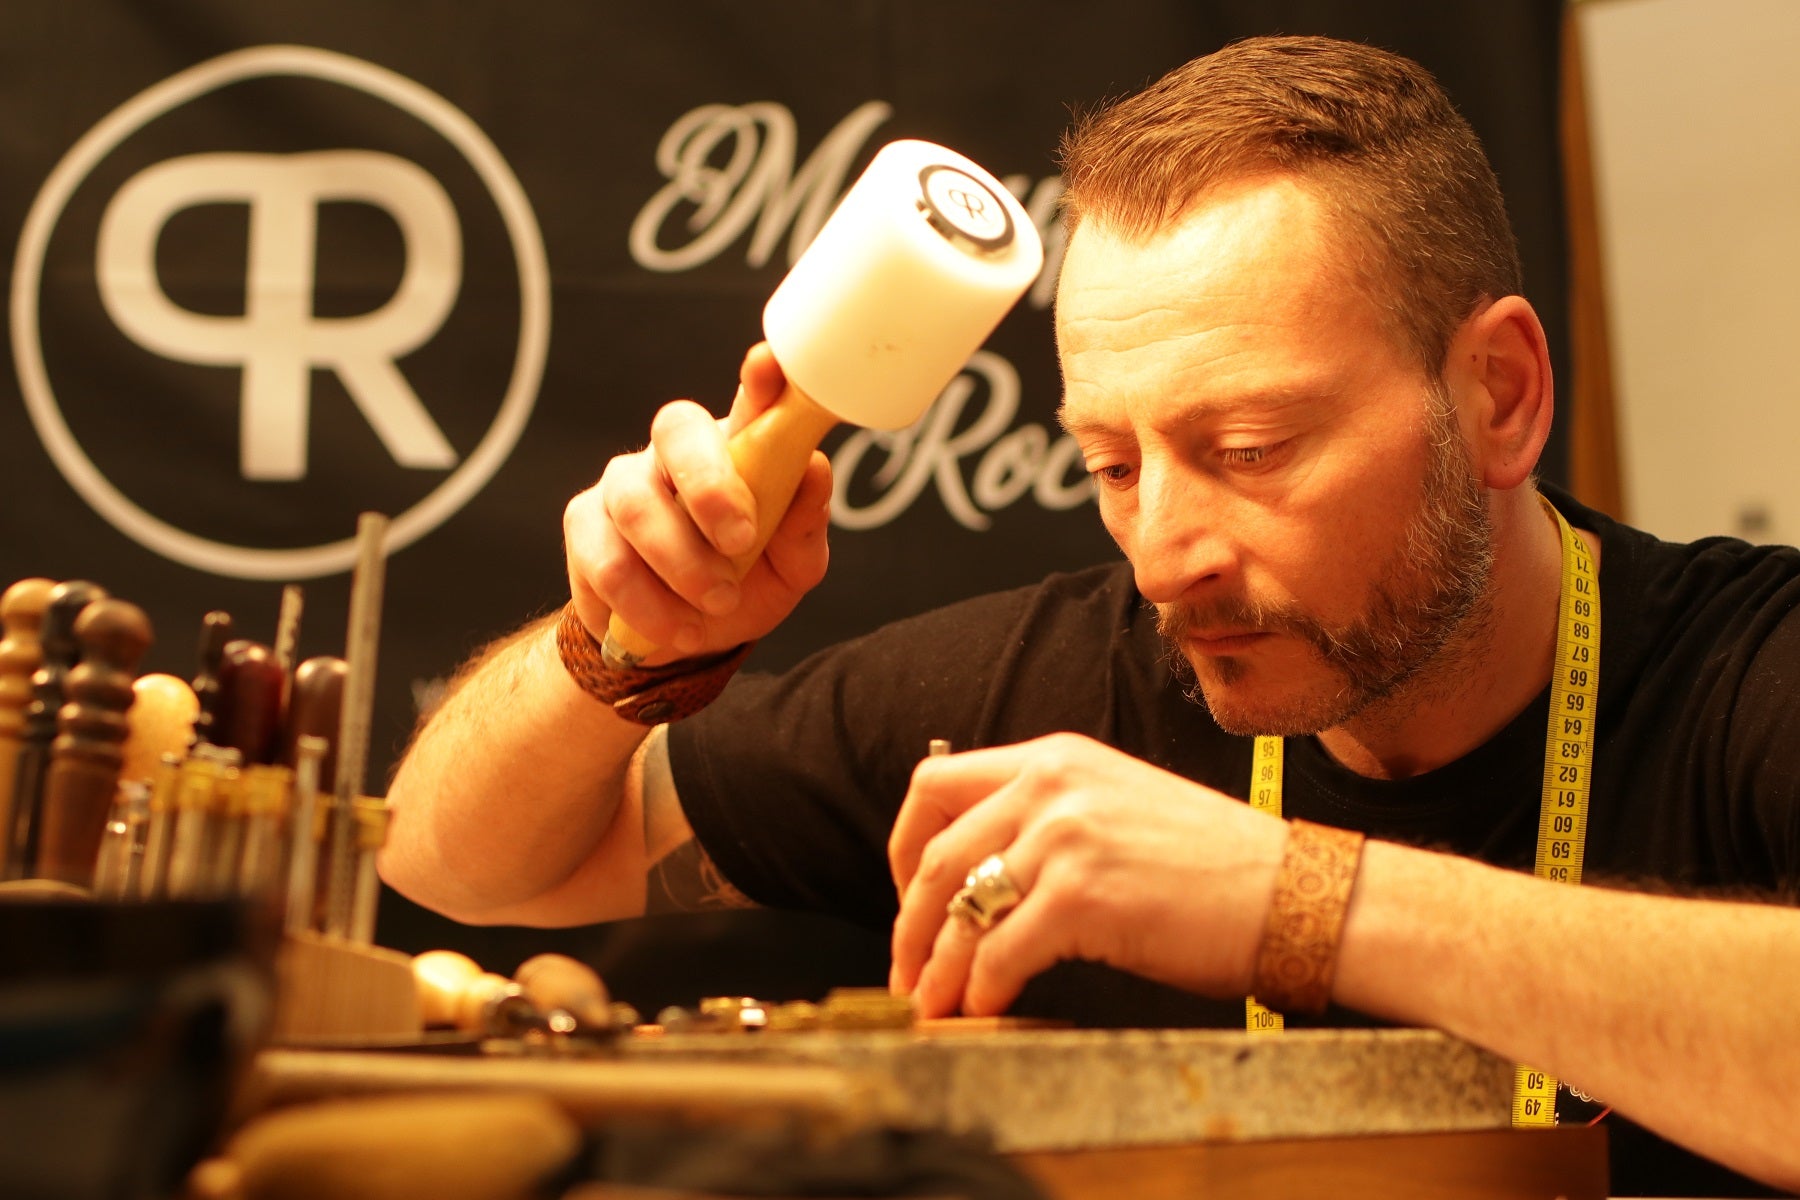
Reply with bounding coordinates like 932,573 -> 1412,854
1156,391 -> 1496,737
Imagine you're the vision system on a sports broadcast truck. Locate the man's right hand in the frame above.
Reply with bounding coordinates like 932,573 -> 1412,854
564,343 -> 834,664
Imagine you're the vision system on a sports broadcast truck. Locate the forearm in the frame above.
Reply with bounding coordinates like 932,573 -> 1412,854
380,616 -> 652,926
1333,841 -> 1800,1191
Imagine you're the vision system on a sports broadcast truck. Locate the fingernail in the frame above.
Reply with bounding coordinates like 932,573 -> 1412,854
719,516 -> 756,557
700,581 -> 739,616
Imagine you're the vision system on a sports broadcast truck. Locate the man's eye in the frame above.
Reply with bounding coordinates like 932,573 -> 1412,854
1090,462 -> 1136,486
1219,446 -> 1267,465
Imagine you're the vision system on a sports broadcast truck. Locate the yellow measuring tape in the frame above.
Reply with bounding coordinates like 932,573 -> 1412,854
1245,734 -> 1286,1034
1513,498 -> 1600,1125
1243,498 -> 1599,1128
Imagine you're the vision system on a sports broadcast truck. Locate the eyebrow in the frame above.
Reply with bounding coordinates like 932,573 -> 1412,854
1055,405 -> 1112,439
1057,387 -> 1316,439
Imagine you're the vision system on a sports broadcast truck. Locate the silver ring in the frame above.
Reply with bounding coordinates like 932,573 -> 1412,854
946,854 -> 1024,930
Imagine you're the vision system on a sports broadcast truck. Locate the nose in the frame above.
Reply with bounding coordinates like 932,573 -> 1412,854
1124,458 -> 1239,605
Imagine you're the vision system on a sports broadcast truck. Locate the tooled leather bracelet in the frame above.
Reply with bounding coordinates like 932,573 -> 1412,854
554,602 -> 752,724
1250,819 -> 1367,1016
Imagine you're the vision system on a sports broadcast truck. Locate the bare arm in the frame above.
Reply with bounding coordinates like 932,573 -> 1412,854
381,345 -> 823,925
379,615 -> 657,925
1334,842 -> 1800,1193
382,617 -> 757,925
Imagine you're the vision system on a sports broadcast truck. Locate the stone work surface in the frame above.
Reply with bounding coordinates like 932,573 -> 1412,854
625,1027 -> 1516,1152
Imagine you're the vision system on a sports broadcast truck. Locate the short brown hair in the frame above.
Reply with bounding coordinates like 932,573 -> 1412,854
1059,36 -> 1523,375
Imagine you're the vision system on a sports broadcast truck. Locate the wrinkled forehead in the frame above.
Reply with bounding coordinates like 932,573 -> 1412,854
1056,178 -> 1366,359
1053,178 -> 1439,437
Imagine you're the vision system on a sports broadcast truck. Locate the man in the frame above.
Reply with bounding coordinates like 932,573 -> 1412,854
382,36 -> 1800,1195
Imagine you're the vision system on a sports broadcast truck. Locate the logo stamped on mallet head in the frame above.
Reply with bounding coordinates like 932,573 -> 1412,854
917,163 -> 1014,253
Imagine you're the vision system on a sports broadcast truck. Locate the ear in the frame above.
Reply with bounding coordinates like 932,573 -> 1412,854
1445,295 -> 1554,491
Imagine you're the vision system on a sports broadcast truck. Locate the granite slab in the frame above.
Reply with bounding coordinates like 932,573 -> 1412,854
624,1027 -> 1517,1152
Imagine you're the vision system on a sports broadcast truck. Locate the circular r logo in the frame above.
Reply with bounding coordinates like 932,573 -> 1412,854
11,44 -> 550,579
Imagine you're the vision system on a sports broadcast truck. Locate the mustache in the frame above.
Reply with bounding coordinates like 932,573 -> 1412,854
1155,594 -> 1308,643
1154,591 -> 1401,675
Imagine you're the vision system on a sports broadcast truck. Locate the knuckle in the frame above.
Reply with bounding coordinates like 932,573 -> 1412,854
1037,731 -> 1096,769
595,446 -> 649,497
648,399 -> 703,441
605,480 -> 672,546
914,840 -> 960,891
565,475 -> 618,541
588,551 -> 638,604
562,487 -> 591,530
1025,734 -> 1083,782
1037,805 -> 1099,855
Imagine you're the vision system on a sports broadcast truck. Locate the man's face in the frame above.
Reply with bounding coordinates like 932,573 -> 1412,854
1055,176 -> 1494,736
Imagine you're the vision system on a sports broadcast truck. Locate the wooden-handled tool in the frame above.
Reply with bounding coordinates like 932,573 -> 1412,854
121,674 -> 200,784
196,1092 -> 581,1200
90,672 -> 196,897
413,949 -> 559,1038
513,952 -> 618,1034
217,640 -> 287,766
281,656 -> 345,786
0,578 -> 55,874
6,579 -> 106,879
37,598 -> 153,887
190,610 -> 234,750
599,139 -> 1043,668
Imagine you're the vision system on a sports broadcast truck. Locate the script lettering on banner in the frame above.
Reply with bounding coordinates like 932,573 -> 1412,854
628,100 -> 1089,533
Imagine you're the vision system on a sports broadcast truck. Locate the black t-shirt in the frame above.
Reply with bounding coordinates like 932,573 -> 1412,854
668,487 -> 1800,1196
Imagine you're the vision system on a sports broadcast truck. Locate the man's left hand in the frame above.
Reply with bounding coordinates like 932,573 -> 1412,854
888,733 -> 1288,1017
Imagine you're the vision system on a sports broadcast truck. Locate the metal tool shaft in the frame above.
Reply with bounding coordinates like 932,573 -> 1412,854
325,513 -> 389,938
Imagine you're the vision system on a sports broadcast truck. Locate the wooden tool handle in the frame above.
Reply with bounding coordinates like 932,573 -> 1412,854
241,1048 -> 890,1133
601,381 -> 839,667
412,949 -> 524,1033
514,952 -> 611,1029
217,640 -> 286,766
38,598 -> 153,887
282,656 -> 345,792
214,1091 -> 581,1200
0,578 -> 56,741
120,674 -> 199,784
412,949 -> 482,1029
0,579 -> 56,878
190,610 -> 234,749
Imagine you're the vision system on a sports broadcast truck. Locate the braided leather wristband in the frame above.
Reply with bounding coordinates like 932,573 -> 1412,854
1250,819 -> 1366,1015
554,602 -> 751,724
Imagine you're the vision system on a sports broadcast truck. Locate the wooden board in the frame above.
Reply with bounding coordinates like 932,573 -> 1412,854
1015,1126 -> 1609,1200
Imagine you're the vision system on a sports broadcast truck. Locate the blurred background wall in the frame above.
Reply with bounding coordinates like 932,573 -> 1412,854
1577,0 -> 1800,545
